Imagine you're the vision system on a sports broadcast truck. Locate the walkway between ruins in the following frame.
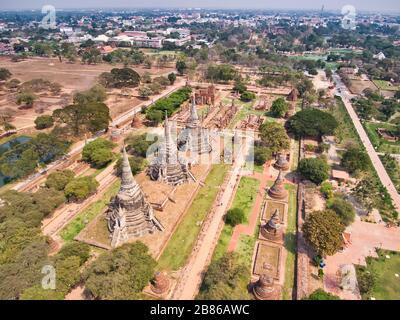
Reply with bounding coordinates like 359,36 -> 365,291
171,141 -> 249,300
227,163 -> 271,252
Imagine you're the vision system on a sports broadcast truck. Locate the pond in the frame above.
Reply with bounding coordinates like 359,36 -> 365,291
0,136 -> 31,187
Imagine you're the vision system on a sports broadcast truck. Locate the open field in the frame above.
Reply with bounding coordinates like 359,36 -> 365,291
348,78 -> 378,95
364,122 -> 400,154
356,250 -> 400,300
373,80 -> 400,92
157,164 -> 229,271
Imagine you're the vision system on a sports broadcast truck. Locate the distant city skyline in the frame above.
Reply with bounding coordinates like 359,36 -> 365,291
0,1 -> 399,13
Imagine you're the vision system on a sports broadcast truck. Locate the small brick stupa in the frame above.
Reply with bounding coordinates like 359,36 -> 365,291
268,170 -> 288,200
150,272 -> 170,295
274,153 -> 290,171
261,209 -> 283,242
253,274 -> 279,300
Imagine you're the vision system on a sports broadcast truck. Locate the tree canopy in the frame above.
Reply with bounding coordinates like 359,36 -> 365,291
271,97 -> 289,118
45,170 -> 75,191
298,157 -> 330,185
259,122 -> 290,153
64,176 -> 99,201
341,147 -> 370,174
82,138 -> 115,168
84,242 -> 156,300
328,196 -> 356,227
99,68 -> 141,88
302,210 -> 345,257
304,289 -> 340,300
287,108 -> 338,138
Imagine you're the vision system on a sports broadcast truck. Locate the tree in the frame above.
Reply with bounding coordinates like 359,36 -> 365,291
259,122 -> 290,153
52,102 -> 111,137
141,72 -> 152,84
240,91 -> 256,102
232,80 -> 247,94
33,187 -> 66,216
16,91 -> 37,108
320,181 -> 333,199
298,157 -> 330,185
99,68 -> 141,88
225,208 -> 245,227
125,133 -> 155,158
0,68 -> 12,81
197,253 -> 249,300
168,72 -> 177,85
254,146 -> 272,166
328,197 -> 356,227
205,64 -> 237,82
271,97 -> 289,118
176,59 -> 187,75
304,289 -> 340,300
82,138 -> 115,168
288,109 -> 338,138
34,115 -> 54,130
341,148 -> 370,174
84,242 -> 156,299
302,210 -> 345,257
64,176 -> 99,201
81,48 -> 102,64
138,86 -> 153,99
45,170 -> 75,191
73,85 -> 107,105
0,107 -> 16,126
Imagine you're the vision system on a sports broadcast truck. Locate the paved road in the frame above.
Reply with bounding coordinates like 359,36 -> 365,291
333,74 -> 400,212
172,138 -> 250,300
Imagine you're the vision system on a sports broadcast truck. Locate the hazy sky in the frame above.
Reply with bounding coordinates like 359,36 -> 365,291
0,0 -> 399,12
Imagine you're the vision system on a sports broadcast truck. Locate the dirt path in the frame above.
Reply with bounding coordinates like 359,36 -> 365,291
171,141 -> 249,300
334,73 -> 400,213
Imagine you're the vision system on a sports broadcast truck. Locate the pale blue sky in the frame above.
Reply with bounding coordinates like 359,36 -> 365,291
0,0 -> 399,12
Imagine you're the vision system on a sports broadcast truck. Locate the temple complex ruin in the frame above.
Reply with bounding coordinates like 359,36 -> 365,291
148,114 -> 189,186
268,170 -> 288,200
194,84 -> 216,105
106,147 -> 164,248
237,114 -> 264,131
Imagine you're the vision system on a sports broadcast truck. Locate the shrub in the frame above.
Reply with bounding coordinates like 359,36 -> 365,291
240,91 -> 256,102
225,208 -> 245,227
34,115 -> 54,130
298,157 -> 330,185
64,176 -> 99,201
45,170 -> 75,191
304,289 -> 340,300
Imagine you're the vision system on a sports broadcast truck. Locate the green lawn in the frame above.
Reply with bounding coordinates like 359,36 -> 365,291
60,180 -> 121,242
373,80 -> 400,92
331,97 -> 360,147
356,250 -> 400,300
364,122 -> 400,154
212,176 -> 260,262
157,164 -> 229,271
282,183 -> 298,300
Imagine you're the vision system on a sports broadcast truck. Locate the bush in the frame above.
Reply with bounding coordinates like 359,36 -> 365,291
304,289 -> 340,300
254,146 -> 272,166
64,176 -> 99,201
357,267 -> 376,299
341,147 -> 370,174
225,208 -> 245,227
168,72 -> 176,85
320,181 -> 333,199
240,91 -> 256,102
34,115 -> 54,130
298,157 -> 330,185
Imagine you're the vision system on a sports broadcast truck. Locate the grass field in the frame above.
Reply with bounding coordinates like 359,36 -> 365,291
364,122 -> 400,154
282,183 -> 298,300
331,97 -> 360,147
60,180 -> 120,242
212,176 -> 260,262
373,80 -> 400,92
157,164 -> 230,271
356,250 -> 400,300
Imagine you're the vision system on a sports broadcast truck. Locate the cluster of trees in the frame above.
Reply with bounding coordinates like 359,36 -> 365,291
99,68 -> 141,89
82,138 -> 115,168
259,122 -> 290,154
0,184 -> 70,299
205,64 -> 238,82
327,195 -> 356,227
197,253 -> 250,300
20,242 -> 91,300
34,115 -> 54,130
0,133 -> 70,181
380,154 -> 400,193
341,147 -> 370,175
138,75 -> 172,99
102,48 -> 145,65
83,242 -> 156,299
145,86 -> 192,124
45,169 -> 99,202
287,109 -> 338,138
